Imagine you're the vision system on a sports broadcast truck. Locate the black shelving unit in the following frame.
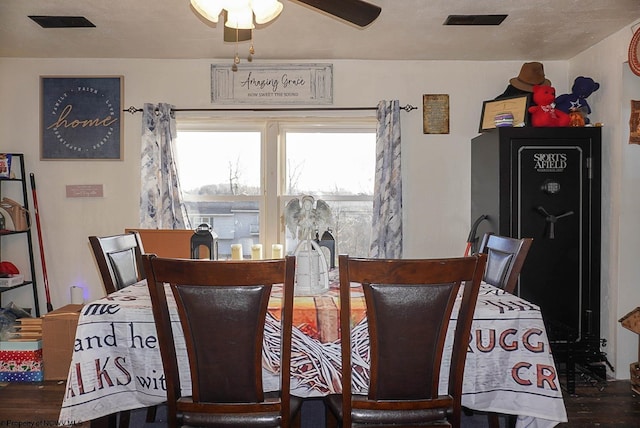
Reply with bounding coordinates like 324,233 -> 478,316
0,154 -> 40,316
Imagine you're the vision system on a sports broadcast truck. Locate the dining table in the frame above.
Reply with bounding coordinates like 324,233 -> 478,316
58,274 -> 567,428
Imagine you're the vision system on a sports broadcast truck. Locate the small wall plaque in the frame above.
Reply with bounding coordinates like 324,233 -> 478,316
66,184 -> 104,198
422,94 -> 450,134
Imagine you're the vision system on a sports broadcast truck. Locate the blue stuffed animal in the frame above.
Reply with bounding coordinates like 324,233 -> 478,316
555,76 -> 600,124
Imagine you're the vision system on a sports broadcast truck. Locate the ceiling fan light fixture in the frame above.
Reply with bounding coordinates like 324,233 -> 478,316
190,0 -> 223,23
191,0 -> 285,70
225,7 -> 255,29
251,0 -> 283,24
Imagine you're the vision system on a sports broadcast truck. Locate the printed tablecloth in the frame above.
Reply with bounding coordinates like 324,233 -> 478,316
59,280 -> 567,428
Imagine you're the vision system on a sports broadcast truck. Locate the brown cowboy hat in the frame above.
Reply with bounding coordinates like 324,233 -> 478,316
509,62 -> 551,92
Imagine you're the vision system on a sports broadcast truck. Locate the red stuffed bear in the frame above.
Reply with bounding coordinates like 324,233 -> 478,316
528,85 -> 570,127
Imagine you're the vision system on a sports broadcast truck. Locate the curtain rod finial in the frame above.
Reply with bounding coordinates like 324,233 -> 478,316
124,106 -> 142,114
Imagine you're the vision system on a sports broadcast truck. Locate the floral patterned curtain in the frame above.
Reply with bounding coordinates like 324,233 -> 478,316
369,100 -> 403,259
139,103 -> 190,229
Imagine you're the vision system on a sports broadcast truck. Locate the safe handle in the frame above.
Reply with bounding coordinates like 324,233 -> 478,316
536,206 -> 574,239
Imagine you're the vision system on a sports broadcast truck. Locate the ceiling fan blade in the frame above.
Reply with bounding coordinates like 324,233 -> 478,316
293,0 -> 381,27
224,26 -> 252,42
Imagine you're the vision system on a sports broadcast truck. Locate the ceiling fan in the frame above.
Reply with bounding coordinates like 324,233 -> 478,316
291,0 -> 381,27
224,0 -> 381,42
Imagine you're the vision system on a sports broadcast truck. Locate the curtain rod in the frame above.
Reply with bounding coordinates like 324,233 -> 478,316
123,104 -> 417,114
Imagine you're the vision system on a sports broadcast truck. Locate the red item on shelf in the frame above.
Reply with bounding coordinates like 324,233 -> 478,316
0,261 -> 19,275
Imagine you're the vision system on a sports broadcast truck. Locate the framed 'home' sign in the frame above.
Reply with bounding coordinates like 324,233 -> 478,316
40,76 -> 123,160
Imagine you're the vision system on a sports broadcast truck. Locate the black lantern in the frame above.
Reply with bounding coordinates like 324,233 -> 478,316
190,223 -> 219,260
317,228 -> 335,269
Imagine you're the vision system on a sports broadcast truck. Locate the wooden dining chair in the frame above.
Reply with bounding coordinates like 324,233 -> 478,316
478,233 -> 533,428
89,231 -> 146,294
326,253 -> 487,428
89,231 -> 157,427
143,254 -> 302,428
478,233 -> 533,294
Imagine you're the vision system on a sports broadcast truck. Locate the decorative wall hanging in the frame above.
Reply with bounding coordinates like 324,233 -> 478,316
422,94 -> 449,134
629,100 -> 640,144
40,76 -> 123,160
629,25 -> 640,77
211,63 -> 333,105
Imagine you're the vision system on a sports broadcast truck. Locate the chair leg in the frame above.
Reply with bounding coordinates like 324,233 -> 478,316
291,407 -> 302,428
487,412 -> 501,428
145,405 -> 157,422
89,414 -> 116,428
488,412 -> 518,428
118,410 -> 130,428
324,404 -> 339,428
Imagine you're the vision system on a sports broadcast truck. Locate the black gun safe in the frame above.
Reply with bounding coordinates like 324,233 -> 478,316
471,127 -> 604,388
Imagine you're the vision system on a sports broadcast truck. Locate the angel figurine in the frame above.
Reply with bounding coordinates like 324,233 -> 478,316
284,195 -> 333,295
285,195 -> 332,240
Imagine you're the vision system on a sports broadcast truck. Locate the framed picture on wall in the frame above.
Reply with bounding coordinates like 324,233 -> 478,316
422,94 -> 449,134
630,100 -> 640,144
40,76 -> 123,160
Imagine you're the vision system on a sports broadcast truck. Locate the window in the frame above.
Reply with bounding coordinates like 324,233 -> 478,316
175,118 -> 376,263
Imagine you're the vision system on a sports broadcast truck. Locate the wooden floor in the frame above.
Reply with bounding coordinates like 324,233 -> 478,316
0,378 -> 639,427
0,380 -> 90,426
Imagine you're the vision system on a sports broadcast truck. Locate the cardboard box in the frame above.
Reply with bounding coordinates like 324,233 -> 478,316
0,339 -> 43,382
42,304 -> 83,381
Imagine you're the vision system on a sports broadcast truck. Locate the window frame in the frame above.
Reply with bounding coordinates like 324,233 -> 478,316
176,115 -> 377,256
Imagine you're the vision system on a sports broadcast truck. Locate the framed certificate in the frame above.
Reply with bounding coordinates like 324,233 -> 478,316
41,76 -> 123,160
479,94 -> 530,132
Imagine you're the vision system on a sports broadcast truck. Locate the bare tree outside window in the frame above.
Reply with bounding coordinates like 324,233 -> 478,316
228,157 -> 241,195
287,159 -> 304,194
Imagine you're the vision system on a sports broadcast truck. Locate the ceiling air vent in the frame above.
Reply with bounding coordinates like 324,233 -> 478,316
29,16 -> 96,28
444,15 -> 507,26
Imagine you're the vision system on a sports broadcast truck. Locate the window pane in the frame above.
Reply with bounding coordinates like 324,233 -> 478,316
285,132 -> 375,195
175,130 -> 261,259
176,131 -> 261,195
332,200 -> 373,258
284,131 -> 376,262
184,201 -> 260,260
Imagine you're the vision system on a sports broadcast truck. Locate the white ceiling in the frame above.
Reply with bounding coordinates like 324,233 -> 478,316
1,0 -> 640,61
